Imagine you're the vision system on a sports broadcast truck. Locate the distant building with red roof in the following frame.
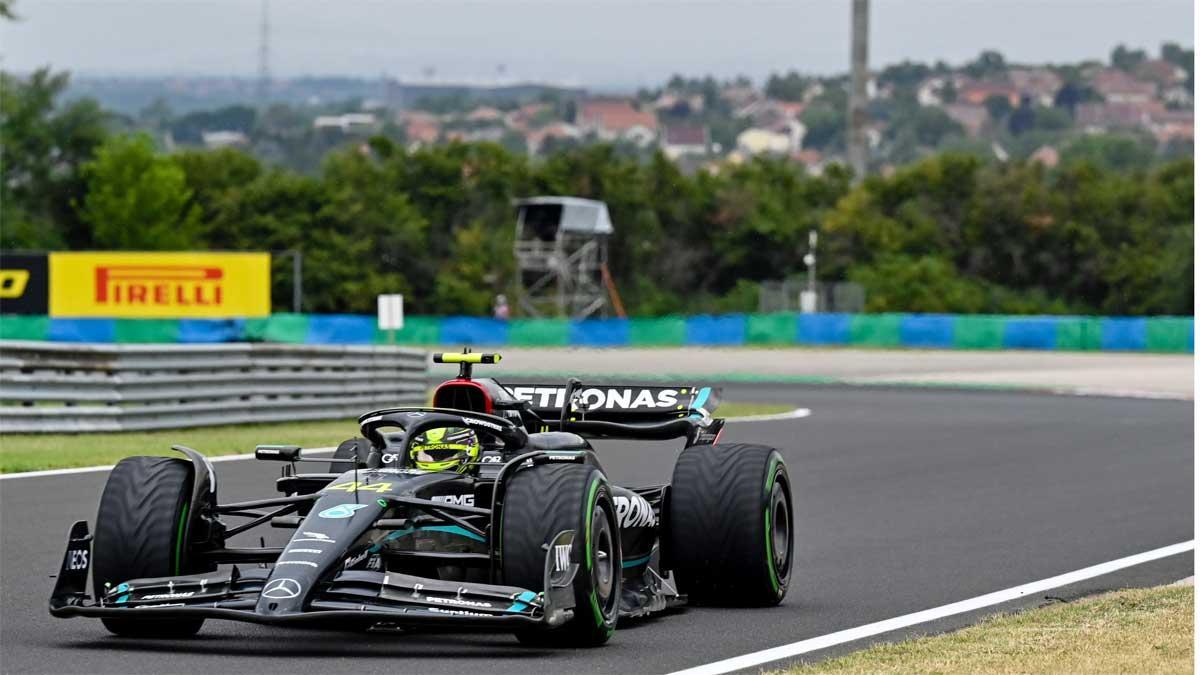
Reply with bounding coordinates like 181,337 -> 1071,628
1091,69 -> 1157,104
661,124 -> 709,159
957,80 -> 1020,107
577,99 -> 658,146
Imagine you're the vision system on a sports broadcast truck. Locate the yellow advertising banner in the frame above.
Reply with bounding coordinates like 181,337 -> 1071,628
49,252 -> 271,318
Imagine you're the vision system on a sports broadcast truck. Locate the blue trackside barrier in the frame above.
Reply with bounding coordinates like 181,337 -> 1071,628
306,314 -> 376,345
569,319 -> 630,347
899,314 -> 955,349
1002,317 -> 1060,350
685,314 -> 747,345
1100,317 -> 1147,351
796,313 -> 851,345
6,313 -> 1191,352
177,319 -> 245,343
47,318 -> 115,343
439,317 -> 509,345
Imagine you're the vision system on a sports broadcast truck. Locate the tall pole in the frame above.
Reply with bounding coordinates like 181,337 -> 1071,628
848,0 -> 870,182
292,250 -> 302,313
257,0 -> 271,105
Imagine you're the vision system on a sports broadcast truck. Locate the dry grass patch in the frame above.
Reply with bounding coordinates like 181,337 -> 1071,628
781,585 -> 1193,675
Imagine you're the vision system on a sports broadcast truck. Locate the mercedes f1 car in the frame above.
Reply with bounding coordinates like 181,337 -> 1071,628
50,352 -> 793,646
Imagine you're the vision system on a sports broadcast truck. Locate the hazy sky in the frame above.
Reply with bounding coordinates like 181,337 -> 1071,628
1,1 -> 1193,87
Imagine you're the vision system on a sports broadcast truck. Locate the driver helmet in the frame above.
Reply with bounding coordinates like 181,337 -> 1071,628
409,426 -> 479,472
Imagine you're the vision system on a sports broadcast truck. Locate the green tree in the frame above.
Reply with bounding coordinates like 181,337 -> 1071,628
1159,42 -> 1195,89
964,50 -> 1006,79
0,68 -> 110,248
877,61 -> 932,90
173,147 -> 263,219
893,106 -> 964,148
1007,99 -> 1035,135
1060,133 -> 1154,173
1053,81 -> 1101,115
1031,106 -> 1072,131
78,134 -> 202,249
800,105 -> 844,150
850,254 -> 988,312
1110,44 -> 1148,71
983,94 -> 1012,121
765,71 -> 812,102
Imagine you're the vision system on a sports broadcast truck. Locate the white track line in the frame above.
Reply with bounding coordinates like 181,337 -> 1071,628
0,446 -> 336,481
0,407 -> 813,480
669,539 -> 1195,675
726,407 -> 810,423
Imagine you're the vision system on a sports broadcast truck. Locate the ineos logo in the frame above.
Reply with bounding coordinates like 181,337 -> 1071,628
554,544 -> 571,572
262,578 -> 302,599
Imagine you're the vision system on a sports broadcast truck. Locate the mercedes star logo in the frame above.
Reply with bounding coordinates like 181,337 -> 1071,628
262,578 -> 302,600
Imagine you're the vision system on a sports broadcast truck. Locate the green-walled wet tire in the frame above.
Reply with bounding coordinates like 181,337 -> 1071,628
502,462 -> 621,647
666,443 -> 793,606
92,456 -> 204,637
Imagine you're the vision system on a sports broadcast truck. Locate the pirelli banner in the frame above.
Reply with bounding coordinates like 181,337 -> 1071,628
40,252 -> 270,318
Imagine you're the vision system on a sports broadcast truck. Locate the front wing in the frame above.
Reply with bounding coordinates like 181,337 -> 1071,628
50,521 -> 579,631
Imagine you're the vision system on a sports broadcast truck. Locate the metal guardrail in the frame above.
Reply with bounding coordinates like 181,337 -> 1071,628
0,341 -> 428,433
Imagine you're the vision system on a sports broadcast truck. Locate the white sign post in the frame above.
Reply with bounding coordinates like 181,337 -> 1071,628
377,294 -> 404,344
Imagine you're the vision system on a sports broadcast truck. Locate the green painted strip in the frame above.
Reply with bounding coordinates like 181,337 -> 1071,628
376,316 -> 442,345
850,314 -> 903,347
745,313 -> 796,345
1145,317 -> 1194,353
244,313 -> 309,343
0,315 -> 50,340
951,315 -> 1005,350
114,319 -> 181,344
508,319 -> 570,346
629,317 -> 687,346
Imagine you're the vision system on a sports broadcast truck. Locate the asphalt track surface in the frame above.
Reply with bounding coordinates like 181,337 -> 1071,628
1,384 -> 1192,674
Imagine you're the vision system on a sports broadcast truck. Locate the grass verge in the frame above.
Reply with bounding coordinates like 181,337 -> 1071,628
0,401 -> 793,473
782,584 -> 1193,675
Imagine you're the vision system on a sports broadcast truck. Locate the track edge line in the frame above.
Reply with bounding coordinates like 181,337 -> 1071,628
667,539 -> 1196,675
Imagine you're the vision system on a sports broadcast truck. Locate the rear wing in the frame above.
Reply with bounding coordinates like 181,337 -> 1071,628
503,383 -> 721,422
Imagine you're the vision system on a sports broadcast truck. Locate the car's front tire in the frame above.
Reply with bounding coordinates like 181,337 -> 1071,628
501,462 -> 621,647
666,443 -> 793,606
92,456 -> 205,638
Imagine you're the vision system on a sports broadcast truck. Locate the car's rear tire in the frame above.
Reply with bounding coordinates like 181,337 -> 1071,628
93,456 -> 205,638
666,443 -> 792,606
501,462 -> 621,647
328,437 -> 371,473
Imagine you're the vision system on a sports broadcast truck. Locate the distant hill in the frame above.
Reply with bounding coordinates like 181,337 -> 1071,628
66,75 -> 584,115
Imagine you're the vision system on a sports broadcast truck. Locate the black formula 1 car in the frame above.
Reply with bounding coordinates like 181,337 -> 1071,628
50,351 -> 793,646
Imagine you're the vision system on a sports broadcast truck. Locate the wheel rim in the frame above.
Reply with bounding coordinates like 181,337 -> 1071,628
769,481 -> 791,580
590,504 -> 616,610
